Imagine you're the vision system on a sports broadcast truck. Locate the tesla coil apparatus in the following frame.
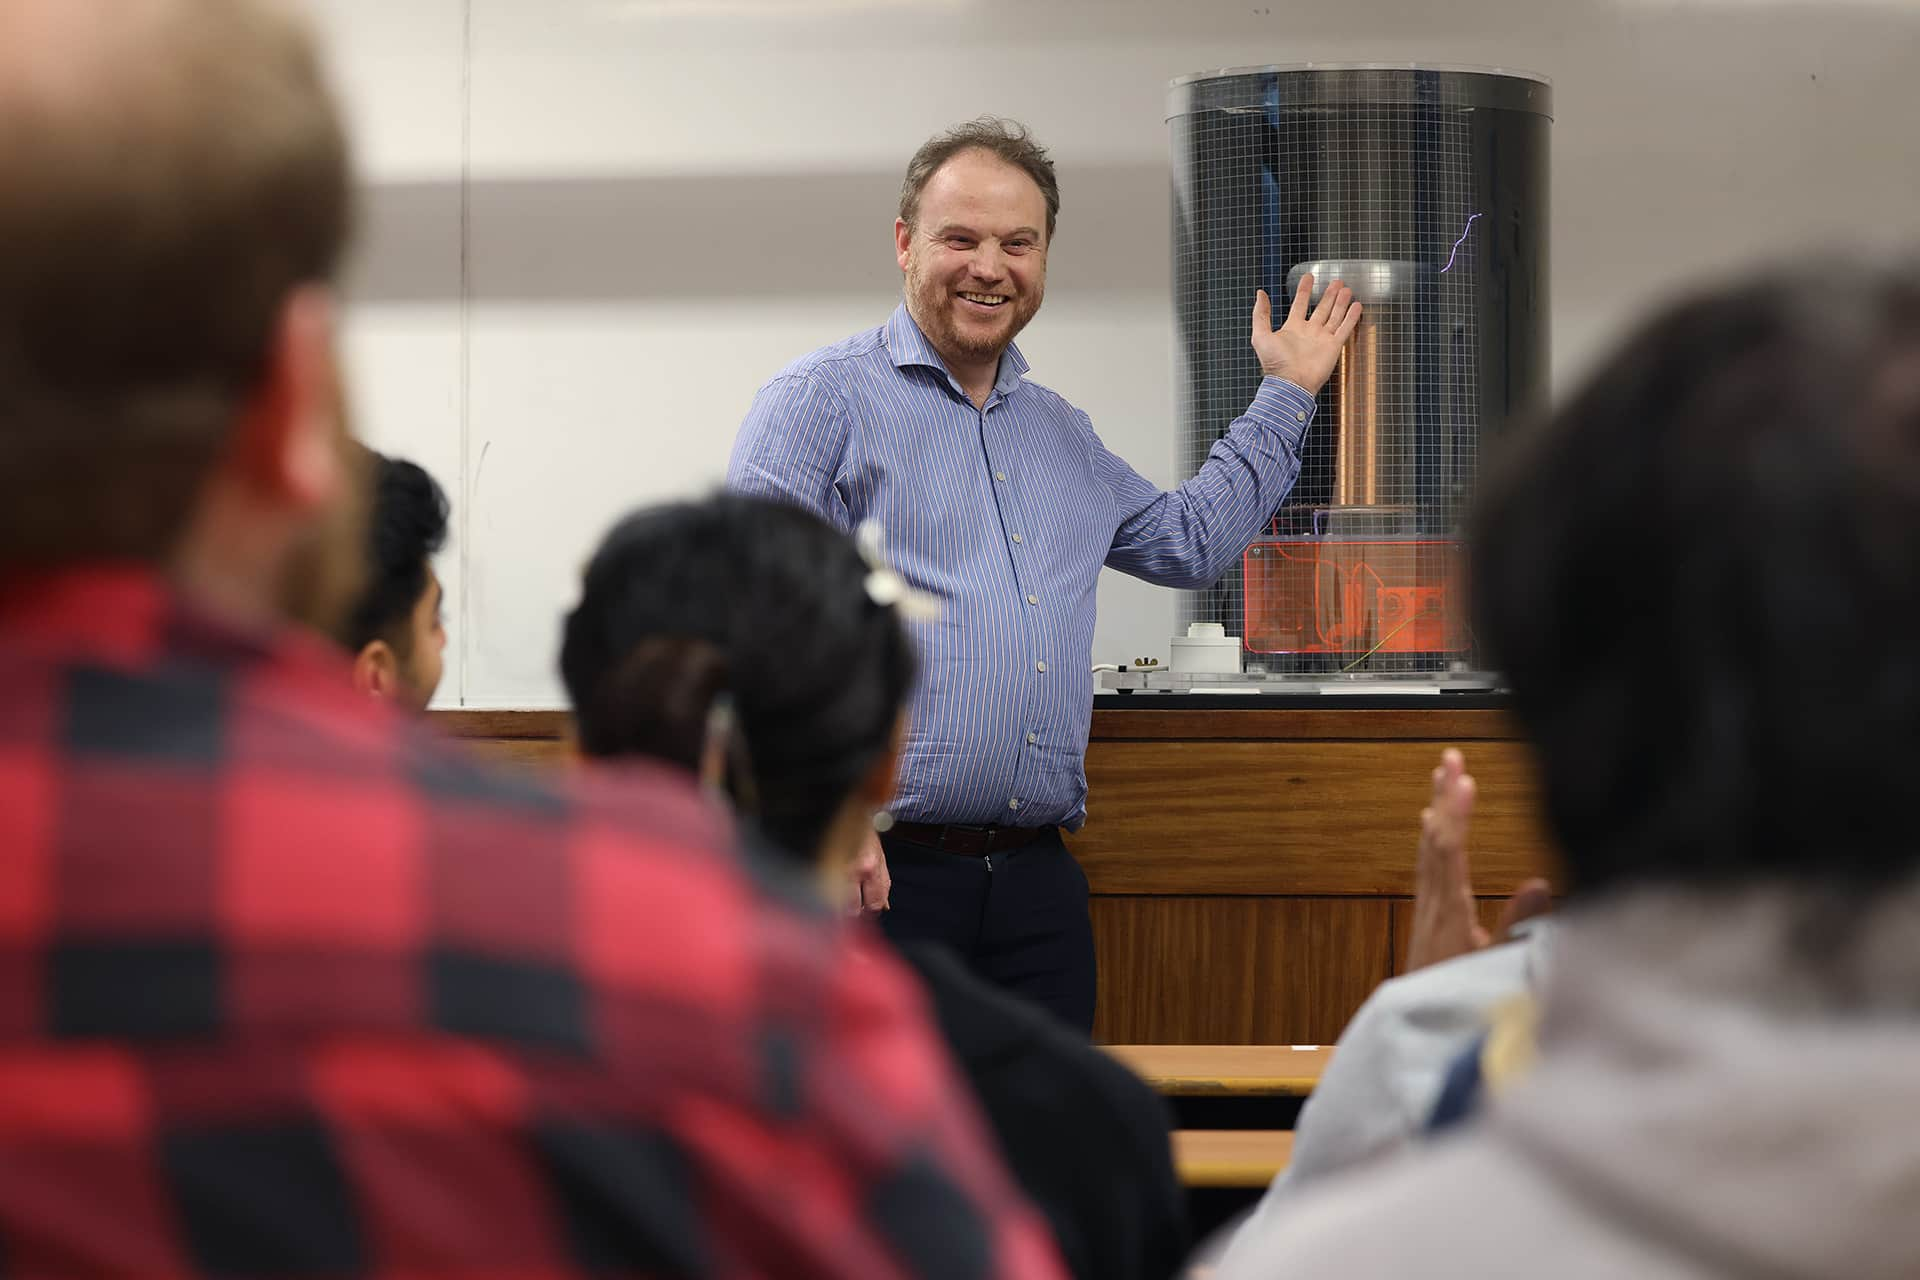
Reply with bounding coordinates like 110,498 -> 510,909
1149,64 -> 1549,689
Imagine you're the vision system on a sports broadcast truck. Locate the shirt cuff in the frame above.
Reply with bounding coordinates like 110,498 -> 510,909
1243,377 -> 1319,452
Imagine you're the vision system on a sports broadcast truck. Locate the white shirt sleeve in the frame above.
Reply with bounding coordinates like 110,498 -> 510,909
1213,928 -> 1550,1267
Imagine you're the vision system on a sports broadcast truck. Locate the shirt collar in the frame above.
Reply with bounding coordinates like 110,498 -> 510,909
884,303 -> 1030,404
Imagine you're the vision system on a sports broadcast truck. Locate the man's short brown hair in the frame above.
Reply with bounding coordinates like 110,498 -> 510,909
0,0 -> 352,565
899,117 -> 1059,241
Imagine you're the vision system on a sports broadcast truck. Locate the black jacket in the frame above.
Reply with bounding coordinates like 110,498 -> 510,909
898,943 -> 1190,1280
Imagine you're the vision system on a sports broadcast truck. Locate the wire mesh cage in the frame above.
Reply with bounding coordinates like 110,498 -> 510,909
1169,65 -> 1550,681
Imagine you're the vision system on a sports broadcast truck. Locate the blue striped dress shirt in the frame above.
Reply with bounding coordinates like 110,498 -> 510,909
727,303 -> 1317,830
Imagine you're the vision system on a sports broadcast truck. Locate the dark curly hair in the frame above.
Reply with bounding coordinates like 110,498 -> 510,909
560,495 -> 917,862
1473,260 -> 1920,898
341,452 -> 448,656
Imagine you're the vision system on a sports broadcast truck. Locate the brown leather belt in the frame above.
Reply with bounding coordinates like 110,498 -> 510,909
886,821 -> 1052,857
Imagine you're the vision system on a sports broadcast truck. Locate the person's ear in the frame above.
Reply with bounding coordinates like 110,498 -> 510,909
230,285 -> 344,514
351,638 -> 399,701
895,217 -> 914,274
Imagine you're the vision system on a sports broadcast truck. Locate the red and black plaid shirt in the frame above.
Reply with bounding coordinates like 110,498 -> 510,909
0,567 -> 1065,1279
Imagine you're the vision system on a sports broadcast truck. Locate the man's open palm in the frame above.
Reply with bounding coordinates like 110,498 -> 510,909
1251,272 -> 1362,396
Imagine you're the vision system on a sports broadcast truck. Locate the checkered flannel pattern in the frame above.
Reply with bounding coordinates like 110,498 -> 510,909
0,568 -> 1065,1280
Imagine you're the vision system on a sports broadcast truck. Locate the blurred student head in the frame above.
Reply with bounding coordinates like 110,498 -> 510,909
1473,261 -> 1920,902
560,494 -> 918,887
342,451 -> 449,711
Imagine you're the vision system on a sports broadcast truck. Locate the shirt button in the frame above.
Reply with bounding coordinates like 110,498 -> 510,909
1296,410 -> 1308,422
1008,798 -> 1021,811
995,470 -> 1008,482
1026,594 -> 1039,606
1036,660 -> 1047,673
1011,533 -> 1023,544
1027,731 -> 1038,744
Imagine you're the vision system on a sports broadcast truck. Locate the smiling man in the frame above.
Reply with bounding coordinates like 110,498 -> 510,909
728,117 -> 1359,1032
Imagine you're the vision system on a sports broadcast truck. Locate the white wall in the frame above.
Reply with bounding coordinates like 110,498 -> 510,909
319,0 -> 1920,709
312,0 -> 469,699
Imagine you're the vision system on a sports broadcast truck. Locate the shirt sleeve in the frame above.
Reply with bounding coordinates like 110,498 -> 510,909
726,372 -> 855,531
1217,937 -> 1541,1272
1091,378 -> 1318,590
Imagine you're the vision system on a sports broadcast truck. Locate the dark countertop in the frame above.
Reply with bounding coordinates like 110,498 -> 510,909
1093,690 -> 1511,711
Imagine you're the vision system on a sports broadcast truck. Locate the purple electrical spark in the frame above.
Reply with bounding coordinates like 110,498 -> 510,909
1439,212 -> 1481,274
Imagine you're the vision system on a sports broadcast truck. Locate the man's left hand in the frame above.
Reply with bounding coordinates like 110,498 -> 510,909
1250,273 -> 1362,396
849,831 -> 891,915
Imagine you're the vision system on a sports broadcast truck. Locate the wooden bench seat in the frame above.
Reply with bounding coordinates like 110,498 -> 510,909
1104,1043 -> 1331,1097
1171,1130 -> 1294,1188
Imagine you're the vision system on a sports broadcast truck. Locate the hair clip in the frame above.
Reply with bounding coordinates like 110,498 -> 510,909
699,692 -> 761,814
855,521 -> 943,622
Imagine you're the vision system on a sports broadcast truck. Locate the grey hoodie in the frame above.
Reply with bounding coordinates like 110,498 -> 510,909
1217,887 -> 1920,1279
